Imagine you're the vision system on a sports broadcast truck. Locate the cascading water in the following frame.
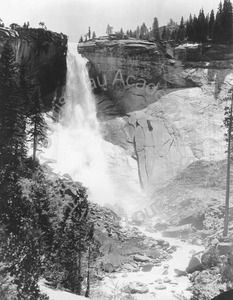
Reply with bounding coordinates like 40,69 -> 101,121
42,42 -> 147,212
43,43 -> 116,205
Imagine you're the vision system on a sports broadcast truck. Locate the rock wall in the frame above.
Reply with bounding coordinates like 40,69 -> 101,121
78,39 -> 233,197
0,27 -> 67,108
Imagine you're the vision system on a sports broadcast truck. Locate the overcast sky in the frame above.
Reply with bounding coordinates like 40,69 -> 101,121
1,0 -> 220,41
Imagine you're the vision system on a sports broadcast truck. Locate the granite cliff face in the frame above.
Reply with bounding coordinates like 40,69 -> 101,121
0,27 -> 67,108
78,39 -> 233,197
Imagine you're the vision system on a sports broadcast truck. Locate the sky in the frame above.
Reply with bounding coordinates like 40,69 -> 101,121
1,0 -> 220,42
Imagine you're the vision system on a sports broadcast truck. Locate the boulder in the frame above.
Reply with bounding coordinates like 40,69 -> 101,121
145,249 -> 161,259
124,282 -> 149,294
201,246 -> 220,267
141,264 -> 154,272
143,237 -> 159,248
156,239 -> 167,246
217,243 -> 232,256
121,262 -> 139,272
167,245 -> 177,254
186,255 -> 203,273
101,262 -> 115,273
211,290 -> 233,300
153,222 -> 169,232
162,269 -> 169,275
154,283 -> 167,290
163,277 -> 171,283
134,254 -> 151,262
179,213 -> 205,229
162,224 -> 193,238
161,241 -> 170,249
211,238 -> 219,246
174,269 -> 187,277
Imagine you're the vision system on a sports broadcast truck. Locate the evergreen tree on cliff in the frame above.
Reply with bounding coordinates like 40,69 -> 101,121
177,16 -> 186,42
208,9 -> 215,39
196,9 -> 208,42
222,0 -> 233,42
106,24 -> 113,35
136,26 -> 140,39
79,35 -> 83,43
161,26 -> 168,40
140,23 -> 149,39
213,2 -> 224,42
92,31 -> 96,40
152,17 -> 160,40
186,14 -> 197,41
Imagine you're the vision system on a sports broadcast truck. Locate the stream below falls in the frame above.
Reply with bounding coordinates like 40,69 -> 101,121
92,226 -> 204,300
40,226 -> 204,300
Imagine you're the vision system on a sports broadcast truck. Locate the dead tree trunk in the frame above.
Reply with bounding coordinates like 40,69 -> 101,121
223,94 -> 233,237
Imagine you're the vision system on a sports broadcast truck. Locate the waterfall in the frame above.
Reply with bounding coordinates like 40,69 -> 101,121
42,43 -> 116,205
42,42 -> 147,213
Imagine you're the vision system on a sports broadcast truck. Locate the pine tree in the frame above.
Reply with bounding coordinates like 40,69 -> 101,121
209,9 -> 215,39
0,170 -> 52,299
79,35 -> 83,43
92,31 -> 96,40
0,18 -> 4,27
28,84 -> 48,172
0,42 -> 28,236
152,17 -> 160,40
0,43 -> 48,300
50,184 -> 94,295
120,28 -> 124,39
171,29 -> 177,41
177,16 -> 186,42
106,24 -> 113,35
136,26 -> 140,39
196,9 -> 208,42
0,42 -> 27,174
161,26 -> 168,40
213,2 -> 224,42
186,14 -> 192,40
140,23 -> 149,40
222,0 -> 233,42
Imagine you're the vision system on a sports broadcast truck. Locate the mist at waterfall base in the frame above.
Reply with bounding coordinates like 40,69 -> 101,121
42,43 -> 146,214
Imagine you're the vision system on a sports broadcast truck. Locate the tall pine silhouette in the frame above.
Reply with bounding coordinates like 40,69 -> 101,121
28,84 -> 48,172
